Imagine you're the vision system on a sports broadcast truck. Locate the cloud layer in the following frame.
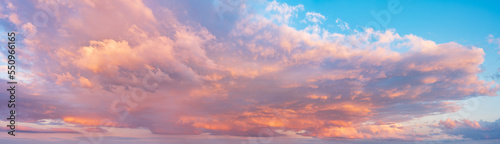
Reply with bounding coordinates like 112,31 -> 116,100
0,0 -> 498,142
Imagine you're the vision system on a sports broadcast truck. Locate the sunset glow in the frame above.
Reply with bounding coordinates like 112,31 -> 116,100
1,0 -> 500,143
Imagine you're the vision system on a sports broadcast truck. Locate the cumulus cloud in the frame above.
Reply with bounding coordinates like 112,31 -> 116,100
0,0 -> 497,142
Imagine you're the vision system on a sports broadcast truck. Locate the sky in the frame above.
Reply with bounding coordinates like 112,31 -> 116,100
0,0 -> 500,143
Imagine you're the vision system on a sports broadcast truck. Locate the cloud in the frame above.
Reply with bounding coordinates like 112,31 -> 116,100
488,34 -> 500,54
7,2 -> 16,10
441,118 -> 500,140
305,12 -> 325,24
8,13 -> 21,25
266,0 -> 304,24
336,18 -> 349,31
439,119 -> 460,129
0,0 -> 497,142
488,34 -> 500,46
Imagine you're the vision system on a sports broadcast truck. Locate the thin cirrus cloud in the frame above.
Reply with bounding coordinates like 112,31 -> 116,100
0,0 -> 498,143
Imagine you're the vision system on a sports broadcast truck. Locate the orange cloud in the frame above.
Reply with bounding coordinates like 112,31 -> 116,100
63,117 -> 120,127
4,0 -> 498,141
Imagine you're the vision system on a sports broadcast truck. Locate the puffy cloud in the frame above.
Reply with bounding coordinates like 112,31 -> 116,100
266,0 -> 304,24
7,13 -> 21,25
439,119 -> 459,129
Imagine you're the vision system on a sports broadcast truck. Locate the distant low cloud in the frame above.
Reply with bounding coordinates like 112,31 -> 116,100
441,118 -> 500,140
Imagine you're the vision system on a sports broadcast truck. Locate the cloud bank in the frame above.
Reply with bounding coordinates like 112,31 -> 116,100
0,0 -> 498,142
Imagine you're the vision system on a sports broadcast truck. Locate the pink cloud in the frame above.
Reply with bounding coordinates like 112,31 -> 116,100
439,119 -> 482,129
0,0 -> 497,142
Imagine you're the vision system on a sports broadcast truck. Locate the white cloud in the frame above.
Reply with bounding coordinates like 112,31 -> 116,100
488,34 -> 500,47
305,11 -> 325,24
336,18 -> 350,31
265,0 -> 303,24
